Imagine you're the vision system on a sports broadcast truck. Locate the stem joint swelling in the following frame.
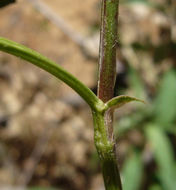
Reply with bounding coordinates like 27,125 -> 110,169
92,110 -> 122,190
92,111 -> 115,159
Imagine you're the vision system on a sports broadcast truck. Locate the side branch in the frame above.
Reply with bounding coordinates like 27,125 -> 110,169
0,37 -> 103,111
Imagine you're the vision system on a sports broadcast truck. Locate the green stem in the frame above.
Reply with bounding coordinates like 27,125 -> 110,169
0,37 -> 103,111
102,159 -> 122,190
92,111 -> 122,190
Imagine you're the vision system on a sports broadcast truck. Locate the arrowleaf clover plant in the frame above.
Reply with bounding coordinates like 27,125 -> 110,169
0,0 -> 144,189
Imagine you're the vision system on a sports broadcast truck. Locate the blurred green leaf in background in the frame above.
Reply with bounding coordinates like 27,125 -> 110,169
122,152 -> 143,190
146,125 -> 176,190
153,70 -> 176,129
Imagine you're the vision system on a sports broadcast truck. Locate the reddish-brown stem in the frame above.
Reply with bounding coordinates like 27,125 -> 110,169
98,0 -> 119,145
98,0 -> 119,103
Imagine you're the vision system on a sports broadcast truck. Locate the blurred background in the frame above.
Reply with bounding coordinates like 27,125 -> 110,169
0,0 -> 176,190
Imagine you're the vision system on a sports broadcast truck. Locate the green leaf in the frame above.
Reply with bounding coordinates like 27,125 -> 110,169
145,125 -> 176,190
104,95 -> 145,112
154,70 -> 176,128
0,37 -> 102,111
122,152 -> 143,190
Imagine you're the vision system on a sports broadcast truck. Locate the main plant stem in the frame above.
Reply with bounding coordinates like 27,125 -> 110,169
98,0 -> 118,102
95,0 -> 122,189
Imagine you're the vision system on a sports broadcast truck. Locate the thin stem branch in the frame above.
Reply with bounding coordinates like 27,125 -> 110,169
0,37 -> 103,111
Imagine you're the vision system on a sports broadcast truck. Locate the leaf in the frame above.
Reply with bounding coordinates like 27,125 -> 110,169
145,125 -> 176,190
0,0 -> 15,8
104,95 -> 145,112
154,70 -> 176,128
122,152 -> 143,190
